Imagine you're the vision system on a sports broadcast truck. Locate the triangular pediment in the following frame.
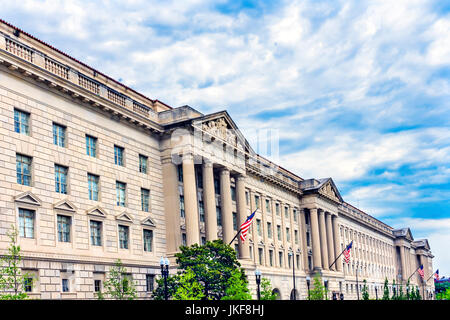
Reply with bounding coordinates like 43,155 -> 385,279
141,216 -> 156,227
53,199 -> 77,213
86,206 -> 108,218
192,111 -> 252,154
14,191 -> 42,206
318,178 -> 343,203
116,211 -> 133,223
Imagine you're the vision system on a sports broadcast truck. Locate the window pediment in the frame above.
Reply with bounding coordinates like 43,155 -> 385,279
86,206 -> 108,218
116,211 -> 134,223
141,216 -> 156,227
14,191 -> 42,206
53,199 -> 77,213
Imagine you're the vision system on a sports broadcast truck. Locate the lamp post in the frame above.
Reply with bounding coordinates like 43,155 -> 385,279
255,269 -> 261,300
323,277 -> 328,300
160,257 -> 169,300
375,285 -> 378,300
306,276 -> 311,300
288,252 -> 296,300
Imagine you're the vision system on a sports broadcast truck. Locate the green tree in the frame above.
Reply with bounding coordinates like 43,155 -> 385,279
260,278 -> 277,300
101,259 -> 137,300
0,226 -> 33,300
221,269 -> 252,300
382,278 -> 390,300
436,287 -> 450,300
415,286 -> 421,300
173,268 -> 205,300
153,240 -> 248,300
308,272 -> 326,300
362,279 -> 369,300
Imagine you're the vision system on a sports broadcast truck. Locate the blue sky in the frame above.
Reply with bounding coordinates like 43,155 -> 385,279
1,0 -> 449,276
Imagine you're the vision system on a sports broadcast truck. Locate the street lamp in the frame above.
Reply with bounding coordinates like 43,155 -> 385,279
160,257 -> 169,300
306,276 -> 311,300
375,285 -> 378,300
323,277 -> 328,300
288,252 -> 296,300
255,269 -> 261,300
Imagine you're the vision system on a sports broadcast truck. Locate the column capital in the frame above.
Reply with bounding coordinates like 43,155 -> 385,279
203,159 -> 214,168
219,167 -> 230,175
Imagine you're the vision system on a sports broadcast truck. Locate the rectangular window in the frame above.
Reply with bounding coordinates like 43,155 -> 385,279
306,231 -> 311,246
143,229 -> 153,252
267,222 -> 272,239
277,225 -> 281,241
276,203 -> 280,215
62,279 -> 69,292
258,248 -> 263,265
286,227 -> 290,242
230,186 -> 236,201
54,164 -> 68,194
18,208 -> 35,239
88,174 -> 99,201
116,181 -> 126,207
295,230 -> 299,244
146,275 -> 154,292
245,191 -> 249,205
232,212 -> 237,231
293,209 -> 297,222
53,123 -> 66,147
180,195 -> 185,218
279,251 -> 283,267
256,219 -> 262,236
139,154 -> 148,174
177,165 -> 183,182
14,109 -> 30,135
57,215 -> 71,243
255,195 -> 260,209
94,280 -> 102,293
118,225 -> 129,249
114,145 -> 124,166
195,166 -> 203,189
199,200 -> 205,222
214,175 -> 220,194
285,207 -> 289,219
265,199 -> 271,213
216,206 -> 222,227
182,233 -> 187,246
269,250 -> 274,266
141,188 -> 150,212
90,220 -> 102,246
24,277 -> 33,292
16,154 -> 32,186
86,135 -> 97,157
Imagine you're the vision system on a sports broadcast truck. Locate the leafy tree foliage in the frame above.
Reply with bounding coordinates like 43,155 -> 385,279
221,269 -> 252,300
0,226 -> 33,300
308,272 -> 326,300
382,278 -> 390,300
362,279 -> 369,300
260,278 -> 277,300
101,259 -> 137,300
153,240 -> 249,300
173,268 -> 205,300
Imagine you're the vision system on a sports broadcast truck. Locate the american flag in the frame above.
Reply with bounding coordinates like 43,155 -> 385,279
343,241 -> 353,264
239,210 -> 256,242
418,265 -> 424,279
434,269 -> 439,281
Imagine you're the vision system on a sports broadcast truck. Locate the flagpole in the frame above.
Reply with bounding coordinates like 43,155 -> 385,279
329,241 -> 352,270
229,228 -> 243,246
407,265 -> 422,283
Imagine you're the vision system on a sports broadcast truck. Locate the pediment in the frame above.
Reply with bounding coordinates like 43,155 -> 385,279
53,199 -> 77,213
192,112 -> 252,154
318,179 -> 343,203
141,216 -> 156,227
14,191 -> 42,206
86,206 -> 108,218
393,228 -> 414,242
115,211 -> 134,223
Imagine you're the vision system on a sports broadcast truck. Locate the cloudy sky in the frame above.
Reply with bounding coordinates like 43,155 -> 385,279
2,0 -> 449,276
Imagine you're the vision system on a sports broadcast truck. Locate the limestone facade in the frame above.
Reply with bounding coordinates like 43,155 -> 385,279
0,20 -> 434,300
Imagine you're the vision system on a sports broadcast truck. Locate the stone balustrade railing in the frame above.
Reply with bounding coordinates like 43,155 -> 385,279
0,33 -> 158,122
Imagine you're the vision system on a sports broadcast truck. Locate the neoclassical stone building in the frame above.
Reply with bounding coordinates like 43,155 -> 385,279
0,20 -> 434,300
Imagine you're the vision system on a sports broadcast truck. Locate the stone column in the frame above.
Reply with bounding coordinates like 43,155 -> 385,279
220,168 -> 234,244
299,209 -> 308,271
272,201 -> 280,267
202,160 -> 217,241
332,215 -> 342,272
318,210 -> 329,270
161,157 -> 181,254
236,174 -> 250,259
399,245 -> 406,283
182,154 -> 200,245
326,212 -> 335,271
309,207 -> 322,270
